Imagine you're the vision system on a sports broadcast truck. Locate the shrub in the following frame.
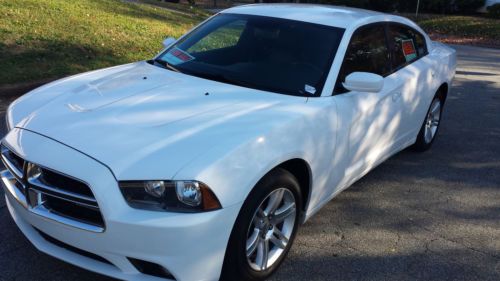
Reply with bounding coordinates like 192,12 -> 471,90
453,0 -> 486,13
487,3 -> 500,18
416,0 -> 485,14
317,0 -> 486,14
420,0 -> 447,14
316,0 -> 370,8
368,0 -> 399,12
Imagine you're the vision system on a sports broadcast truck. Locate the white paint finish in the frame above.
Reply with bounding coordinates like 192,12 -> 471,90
162,37 -> 176,49
2,5 -> 457,281
343,72 -> 384,93
4,129 -> 241,281
9,61 -> 305,183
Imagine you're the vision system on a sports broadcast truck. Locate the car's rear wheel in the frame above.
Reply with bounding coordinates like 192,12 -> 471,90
221,168 -> 302,281
412,94 -> 444,152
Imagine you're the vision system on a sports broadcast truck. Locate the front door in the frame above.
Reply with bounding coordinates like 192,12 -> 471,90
333,23 -> 404,188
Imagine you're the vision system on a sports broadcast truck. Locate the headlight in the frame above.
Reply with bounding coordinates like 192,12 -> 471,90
119,180 -> 221,212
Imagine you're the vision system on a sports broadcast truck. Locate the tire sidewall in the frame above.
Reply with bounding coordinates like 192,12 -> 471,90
221,168 -> 302,281
414,94 -> 444,151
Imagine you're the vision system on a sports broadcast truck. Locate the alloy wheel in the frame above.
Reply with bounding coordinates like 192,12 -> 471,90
424,99 -> 441,144
246,188 -> 297,271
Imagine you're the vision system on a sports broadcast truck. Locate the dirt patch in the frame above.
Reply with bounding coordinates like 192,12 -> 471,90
0,78 -> 55,98
429,33 -> 500,49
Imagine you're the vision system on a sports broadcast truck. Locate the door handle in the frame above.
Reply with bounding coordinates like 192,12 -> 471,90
392,92 -> 402,102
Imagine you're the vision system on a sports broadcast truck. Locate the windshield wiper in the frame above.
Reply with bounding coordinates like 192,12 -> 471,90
153,58 -> 182,73
150,59 -> 255,89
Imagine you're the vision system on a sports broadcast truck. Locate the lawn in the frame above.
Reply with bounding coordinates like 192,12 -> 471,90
0,0 -> 208,86
1,1 -> 499,89
409,14 -> 500,48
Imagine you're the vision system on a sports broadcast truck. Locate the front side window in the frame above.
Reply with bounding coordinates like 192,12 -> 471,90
334,24 -> 390,93
388,24 -> 428,70
155,14 -> 345,97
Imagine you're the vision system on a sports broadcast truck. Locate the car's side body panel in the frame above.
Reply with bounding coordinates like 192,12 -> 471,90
304,16 -> 456,219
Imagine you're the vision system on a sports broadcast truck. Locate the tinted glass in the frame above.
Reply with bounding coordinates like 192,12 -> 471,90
335,24 -> 390,93
187,19 -> 246,53
389,24 -> 428,70
155,14 -> 345,97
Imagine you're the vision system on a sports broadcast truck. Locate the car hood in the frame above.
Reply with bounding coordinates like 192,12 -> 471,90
10,62 -> 304,179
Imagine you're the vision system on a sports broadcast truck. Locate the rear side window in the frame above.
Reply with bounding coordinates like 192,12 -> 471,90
388,24 -> 428,70
334,24 -> 390,93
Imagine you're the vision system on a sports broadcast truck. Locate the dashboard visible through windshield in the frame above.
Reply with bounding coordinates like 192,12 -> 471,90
154,13 -> 345,97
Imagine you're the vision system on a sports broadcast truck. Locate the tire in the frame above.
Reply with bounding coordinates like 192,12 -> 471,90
412,93 -> 444,152
221,168 -> 302,281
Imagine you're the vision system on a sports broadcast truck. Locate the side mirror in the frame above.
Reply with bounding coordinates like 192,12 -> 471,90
162,37 -> 177,48
342,72 -> 384,93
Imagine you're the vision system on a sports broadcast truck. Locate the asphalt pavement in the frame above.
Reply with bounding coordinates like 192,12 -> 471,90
0,45 -> 499,281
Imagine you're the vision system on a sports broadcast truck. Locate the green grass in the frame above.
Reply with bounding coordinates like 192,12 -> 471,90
407,14 -> 500,46
0,0 -> 208,85
188,20 -> 244,53
137,0 -> 212,18
1,1 -> 499,87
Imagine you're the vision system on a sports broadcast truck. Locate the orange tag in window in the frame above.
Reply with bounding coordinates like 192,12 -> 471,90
163,47 -> 195,65
402,39 -> 417,62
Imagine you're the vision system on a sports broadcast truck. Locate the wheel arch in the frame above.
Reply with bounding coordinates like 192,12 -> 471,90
437,82 -> 449,104
273,158 -> 312,219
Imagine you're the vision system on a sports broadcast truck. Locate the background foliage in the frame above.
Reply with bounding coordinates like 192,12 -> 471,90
487,3 -> 500,18
295,0 -> 486,14
0,0 -> 207,85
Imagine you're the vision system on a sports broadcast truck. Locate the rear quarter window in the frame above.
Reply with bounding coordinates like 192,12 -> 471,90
388,23 -> 428,70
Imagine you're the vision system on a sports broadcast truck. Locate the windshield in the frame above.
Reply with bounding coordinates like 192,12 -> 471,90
155,13 -> 345,97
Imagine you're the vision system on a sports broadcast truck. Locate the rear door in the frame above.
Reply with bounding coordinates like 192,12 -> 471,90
386,23 -> 434,144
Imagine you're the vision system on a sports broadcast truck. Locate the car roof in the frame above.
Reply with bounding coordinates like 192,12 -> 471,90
221,4 -> 385,29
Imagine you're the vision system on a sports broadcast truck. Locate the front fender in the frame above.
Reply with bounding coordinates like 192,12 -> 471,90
173,132 -> 309,209
174,97 -> 339,211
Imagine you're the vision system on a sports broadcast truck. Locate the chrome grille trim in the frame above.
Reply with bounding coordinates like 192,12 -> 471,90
29,186 -> 100,211
1,169 -> 28,208
30,204 -> 104,233
28,176 -> 98,205
1,146 -> 24,181
0,145 -> 105,233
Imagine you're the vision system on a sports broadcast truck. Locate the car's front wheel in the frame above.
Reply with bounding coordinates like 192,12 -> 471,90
221,168 -> 302,281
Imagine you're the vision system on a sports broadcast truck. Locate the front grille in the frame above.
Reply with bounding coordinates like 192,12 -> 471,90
40,167 -> 95,197
2,147 -> 24,176
42,195 -> 104,226
1,144 -> 105,232
1,145 -> 25,194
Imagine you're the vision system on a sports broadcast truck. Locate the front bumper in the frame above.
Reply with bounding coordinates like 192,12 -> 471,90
1,128 -> 241,281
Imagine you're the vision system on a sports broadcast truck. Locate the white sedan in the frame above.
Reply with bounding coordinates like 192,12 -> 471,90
1,4 -> 456,281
